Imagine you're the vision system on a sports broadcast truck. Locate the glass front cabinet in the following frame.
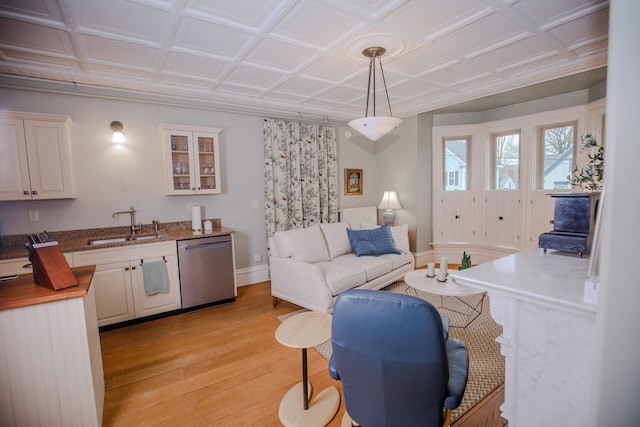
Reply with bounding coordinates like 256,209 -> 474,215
161,124 -> 222,195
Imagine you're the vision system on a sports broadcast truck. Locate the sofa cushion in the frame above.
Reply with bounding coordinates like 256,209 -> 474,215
360,222 -> 410,254
390,223 -> 410,253
274,225 -> 330,263
332,253 -> 393,281
316,261 -> 367,296
347,224 -> 401,256
319,222 -> 352,259
380,252 -> 414,269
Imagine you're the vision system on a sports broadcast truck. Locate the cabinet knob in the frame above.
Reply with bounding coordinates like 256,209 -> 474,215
455,215 -> 460,219
23,191 -> 30,195
192,187 -> 196,191
550,220 -> 554,224
32,190 -> 38,195
131,265 -> 136,270
499,216 -> 504,220
125,266 -> 129,271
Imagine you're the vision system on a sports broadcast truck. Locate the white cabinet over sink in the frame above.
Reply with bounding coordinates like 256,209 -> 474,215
0,112 -> 76,201
161,124 -> 222,195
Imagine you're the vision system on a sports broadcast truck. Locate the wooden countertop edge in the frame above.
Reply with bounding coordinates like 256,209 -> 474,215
0,265 -> 96,311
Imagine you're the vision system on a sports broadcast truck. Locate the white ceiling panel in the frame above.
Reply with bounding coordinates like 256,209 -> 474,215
300,56 -> 363,83
245,38 -> 315,71
386,45 -> 457,77
0,0 -> 609,121
163,50 -> 228,80
77,0 -> 173,44
386,0 -> 492,40
0,0 -> 64,21
186,0 -> 288,31
547,8 -> 609,49
271,2 -> 361,49
0,18 -> 75,56
173,16 -> 255,58
80,35 -> 161,70
471,36 -> 558,72
433,12 -> 529,58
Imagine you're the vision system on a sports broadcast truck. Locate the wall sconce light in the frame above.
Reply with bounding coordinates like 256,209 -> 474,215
110,121 -> 125,143
378,190 -> 402,226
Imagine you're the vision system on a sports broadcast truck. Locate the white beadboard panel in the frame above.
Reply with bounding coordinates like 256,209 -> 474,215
0,292 -> 103,427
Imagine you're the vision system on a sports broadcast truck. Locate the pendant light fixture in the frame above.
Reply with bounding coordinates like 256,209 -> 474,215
348,46 -> 402,141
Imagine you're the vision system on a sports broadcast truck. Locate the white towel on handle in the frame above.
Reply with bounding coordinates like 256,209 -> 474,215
142,261 -> 169,295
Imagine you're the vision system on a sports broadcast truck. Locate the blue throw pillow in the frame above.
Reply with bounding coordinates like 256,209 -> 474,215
347,224 -> 401,256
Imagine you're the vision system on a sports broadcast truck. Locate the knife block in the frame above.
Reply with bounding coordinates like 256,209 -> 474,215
31,242 -> 78,290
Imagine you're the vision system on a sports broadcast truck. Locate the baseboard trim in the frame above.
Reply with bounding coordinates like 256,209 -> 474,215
236,264 -> 269,287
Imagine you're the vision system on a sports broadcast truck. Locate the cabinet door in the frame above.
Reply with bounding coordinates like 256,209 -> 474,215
162,125 -> 223,196
435,192 -> 458,242
131,255 -> 182,317
194,132 -> 221,194
528,191 -> 556,248
92,261 -> 135,327
0,118 -> 32,200
164,130 -> 195,195
485,191 -> 522,248
23,120 -> 76,200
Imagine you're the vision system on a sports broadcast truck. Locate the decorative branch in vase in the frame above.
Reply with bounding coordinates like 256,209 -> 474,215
569,133 -> 604,192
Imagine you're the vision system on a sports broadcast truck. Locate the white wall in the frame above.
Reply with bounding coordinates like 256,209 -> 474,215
590,0 -> 640,423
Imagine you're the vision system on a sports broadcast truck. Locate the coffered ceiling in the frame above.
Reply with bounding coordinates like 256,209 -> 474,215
0,0 -> 609,121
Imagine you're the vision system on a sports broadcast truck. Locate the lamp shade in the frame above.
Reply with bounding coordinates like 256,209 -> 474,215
348,116 -> 402,142
378,191 -> 402,210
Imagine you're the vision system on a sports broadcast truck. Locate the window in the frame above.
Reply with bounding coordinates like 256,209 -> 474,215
447,170 -> 459,187
492,131 -> 520,189
538,123 -> 575,190
443,137 -> 469,191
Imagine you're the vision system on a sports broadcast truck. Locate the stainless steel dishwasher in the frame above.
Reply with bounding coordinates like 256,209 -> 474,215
177,235 -> 235,310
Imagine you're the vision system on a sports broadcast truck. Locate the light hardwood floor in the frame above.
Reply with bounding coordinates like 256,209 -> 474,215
100,281 -> 504,426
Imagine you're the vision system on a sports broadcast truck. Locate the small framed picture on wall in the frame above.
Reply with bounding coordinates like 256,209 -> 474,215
345,168 -> 363,195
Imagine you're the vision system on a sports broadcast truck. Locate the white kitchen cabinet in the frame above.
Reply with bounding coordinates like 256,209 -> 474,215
72,241 -> 181,327
0,113 -> 76,201
161,124 -> 222,195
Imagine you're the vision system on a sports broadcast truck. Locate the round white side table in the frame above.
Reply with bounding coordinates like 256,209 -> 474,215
275,311 -> 339,427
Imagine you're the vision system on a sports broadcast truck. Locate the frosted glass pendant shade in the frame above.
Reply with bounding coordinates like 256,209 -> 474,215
348,116 -> 402,142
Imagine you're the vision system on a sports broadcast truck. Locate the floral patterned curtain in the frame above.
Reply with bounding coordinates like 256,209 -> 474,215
264,118 -> 339,237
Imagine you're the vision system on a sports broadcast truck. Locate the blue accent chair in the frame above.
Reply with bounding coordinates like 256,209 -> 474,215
329,289 -> 469,427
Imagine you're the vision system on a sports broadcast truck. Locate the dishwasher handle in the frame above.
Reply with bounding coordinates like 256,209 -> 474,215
183,241 -> 231,251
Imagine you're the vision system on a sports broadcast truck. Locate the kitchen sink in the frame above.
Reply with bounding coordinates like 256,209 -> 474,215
87,233 -> 168,245
88,236 -> 128,245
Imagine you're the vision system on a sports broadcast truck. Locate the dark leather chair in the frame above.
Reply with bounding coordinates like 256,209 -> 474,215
329,289 -> 468,427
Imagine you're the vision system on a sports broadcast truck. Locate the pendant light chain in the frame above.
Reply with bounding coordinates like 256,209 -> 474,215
378,57 -> 393,117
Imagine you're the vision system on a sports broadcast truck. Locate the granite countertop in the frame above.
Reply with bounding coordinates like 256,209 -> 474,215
0,219 -> 234,260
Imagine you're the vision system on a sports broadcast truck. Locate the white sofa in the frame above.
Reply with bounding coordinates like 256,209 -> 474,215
268,221 -> 414,313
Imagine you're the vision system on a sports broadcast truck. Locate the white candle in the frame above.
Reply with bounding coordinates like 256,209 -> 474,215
427,262 -> 435,277
437,268 -> 447,282
440,257 -> 448,273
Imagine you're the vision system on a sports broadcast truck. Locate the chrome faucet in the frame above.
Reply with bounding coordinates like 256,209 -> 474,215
113,205 -> 142,235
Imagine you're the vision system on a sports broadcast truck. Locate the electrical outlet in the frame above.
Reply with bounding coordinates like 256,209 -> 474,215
254,254 -> 262,263
28,210 -> 39,222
